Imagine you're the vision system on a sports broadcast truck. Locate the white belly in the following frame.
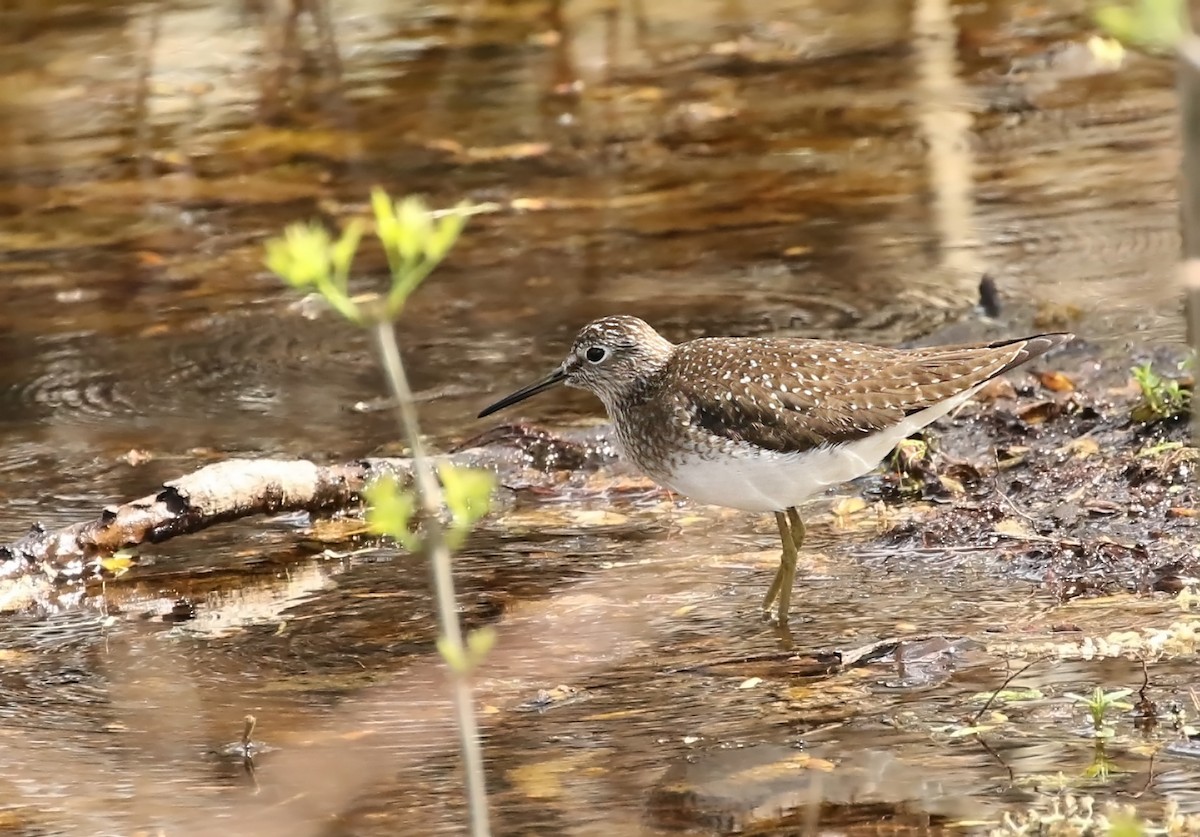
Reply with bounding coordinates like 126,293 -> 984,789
654,385 -> 982,513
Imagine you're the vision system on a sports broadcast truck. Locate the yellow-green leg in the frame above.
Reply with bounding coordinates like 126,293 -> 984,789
762,507 -> 806,622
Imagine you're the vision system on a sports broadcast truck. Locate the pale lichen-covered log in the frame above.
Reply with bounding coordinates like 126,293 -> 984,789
0,424 -> 618,583
0,459 -> 403,581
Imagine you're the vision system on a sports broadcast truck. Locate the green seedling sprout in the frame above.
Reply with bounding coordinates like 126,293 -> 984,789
1065,686 -> 1134,738
1131,361 -> 1191,422
372,189 -> 469,316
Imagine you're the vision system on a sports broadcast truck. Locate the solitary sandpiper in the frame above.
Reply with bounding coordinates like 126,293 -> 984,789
478,316 -> 1072,623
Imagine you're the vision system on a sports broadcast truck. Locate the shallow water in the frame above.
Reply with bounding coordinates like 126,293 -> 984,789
0,0 -> 1195,833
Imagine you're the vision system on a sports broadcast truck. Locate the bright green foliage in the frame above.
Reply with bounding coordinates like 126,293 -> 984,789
364,467 -> 495,554
370,462 -> 496,678
364,474 -> 420,551
267,188 -> 498,641
264,188 -> 476,322
1065,687 -> 1134,738
438,626 -> 497,675
370,188 -> 470,317
265,220 -> 364,323
1107,813 -> 1147,837
265,189 -> 496,554
1096,0 -> 1186,52
439,464 -> 496,550
1131,361 -> 1191,422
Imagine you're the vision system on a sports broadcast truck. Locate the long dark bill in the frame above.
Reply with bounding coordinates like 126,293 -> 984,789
477,367 -> 567,418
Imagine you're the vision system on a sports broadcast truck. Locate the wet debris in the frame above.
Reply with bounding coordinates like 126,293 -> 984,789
505,748 -> 611,802
515,684 -> 587,713
869,348 -> 1197,601
0,423 -> 627,596
667,633 -> 977,685
211,714 -> 276,786
1165,739 -> 1200,760
979,273 -> 1003,318
1038,370 -> 1076,393
0,459 -> 379,583
879,434 -> 987,502
646,744 -> 834,832
992,794 -> 1200,837
161,598 -> 197,623
987,610 -> 1200,662
450,423 -> 618,474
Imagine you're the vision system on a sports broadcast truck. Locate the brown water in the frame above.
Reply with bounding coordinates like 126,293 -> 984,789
0,0 -> 1195,834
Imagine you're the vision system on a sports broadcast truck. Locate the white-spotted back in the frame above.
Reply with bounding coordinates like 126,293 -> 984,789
656,384 -> 982,512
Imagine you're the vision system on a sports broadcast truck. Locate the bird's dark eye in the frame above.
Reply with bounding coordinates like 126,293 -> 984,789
586,346 -> 607,363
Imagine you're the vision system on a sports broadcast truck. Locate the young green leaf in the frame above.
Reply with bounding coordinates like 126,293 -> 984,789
466,626 -> 496,664
266,222 -> 335,289
330,219 -> 365,292
371,188 -> 398,249
440,464 -> 495,528
395,195 -> 433,263
365,475 -> 421,552
426,206 -> 468,263
437,635 -> 470,674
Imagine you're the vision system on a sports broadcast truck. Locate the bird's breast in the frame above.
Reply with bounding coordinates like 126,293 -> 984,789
610,407 -> 828,512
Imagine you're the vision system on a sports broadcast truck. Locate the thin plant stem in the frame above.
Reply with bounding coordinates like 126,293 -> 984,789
386,258 -> 438,315
372,317 -> 491,837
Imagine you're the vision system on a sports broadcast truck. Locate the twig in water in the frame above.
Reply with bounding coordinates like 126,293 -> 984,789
972,659 -> 1040,726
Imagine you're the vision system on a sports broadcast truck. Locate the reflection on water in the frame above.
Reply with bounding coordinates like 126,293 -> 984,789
0,0 -> 1194,833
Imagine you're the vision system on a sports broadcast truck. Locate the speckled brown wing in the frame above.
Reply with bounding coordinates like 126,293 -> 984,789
668,333 -> 1071,454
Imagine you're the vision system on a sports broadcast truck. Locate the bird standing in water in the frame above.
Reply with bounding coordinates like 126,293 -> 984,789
478,316 -> 1072,623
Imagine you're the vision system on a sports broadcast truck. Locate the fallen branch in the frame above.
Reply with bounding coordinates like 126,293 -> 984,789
0,423 -> 619,584
0,458 -> 403,581
665,632 -> 962,679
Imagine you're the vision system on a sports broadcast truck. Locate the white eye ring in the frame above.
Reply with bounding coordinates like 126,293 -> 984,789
585,346 -> 607,364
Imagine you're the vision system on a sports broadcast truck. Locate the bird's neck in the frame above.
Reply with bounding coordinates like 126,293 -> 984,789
595,338 -> 675,415
603,358 -> 670,415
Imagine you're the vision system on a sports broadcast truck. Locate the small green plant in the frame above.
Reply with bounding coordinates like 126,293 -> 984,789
1065,686 -> 1134,738
265,219 -> 365,323
891,437 -> 929,472
267,189 -> 495,837
1131,361 -> 1191,422
366,465 -> 494,552
887,436 -> 932,496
